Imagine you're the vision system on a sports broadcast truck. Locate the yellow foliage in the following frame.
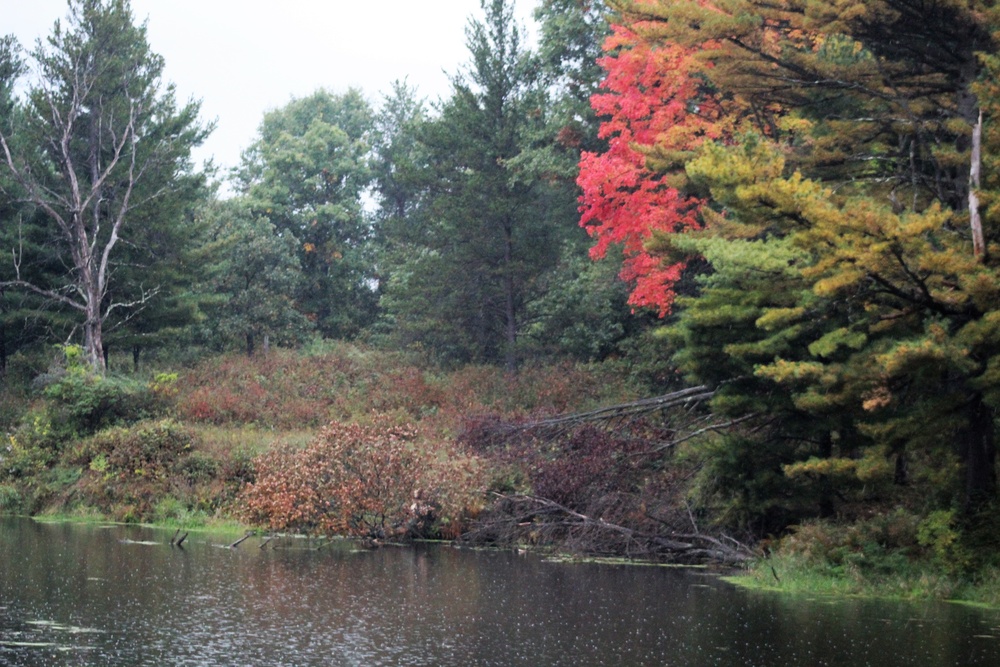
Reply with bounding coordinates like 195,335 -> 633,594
755,358 -> 825,383
755,307 -> 806,331
783,456 -> 857,480
862,386 -> 892,412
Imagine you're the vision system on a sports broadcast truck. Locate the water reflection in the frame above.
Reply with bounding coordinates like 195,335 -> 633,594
0,518 -> 998,666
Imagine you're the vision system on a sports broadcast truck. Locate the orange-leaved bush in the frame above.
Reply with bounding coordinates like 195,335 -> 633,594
239,418 -> 483,539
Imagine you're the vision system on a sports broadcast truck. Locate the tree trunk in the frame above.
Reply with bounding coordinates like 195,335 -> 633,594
83,289 -> 106,372
970,109 -> 987,260
246,331 -> 255,357
962,393 -> 997,511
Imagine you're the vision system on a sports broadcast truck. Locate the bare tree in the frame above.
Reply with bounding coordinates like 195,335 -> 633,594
0,0 -> 208,370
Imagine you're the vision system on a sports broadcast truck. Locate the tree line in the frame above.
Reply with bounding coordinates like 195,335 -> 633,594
1,0 -> 637,375
4,0 -> 1000,541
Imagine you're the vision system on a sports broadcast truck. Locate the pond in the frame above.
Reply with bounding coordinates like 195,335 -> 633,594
0,518 -> 998,666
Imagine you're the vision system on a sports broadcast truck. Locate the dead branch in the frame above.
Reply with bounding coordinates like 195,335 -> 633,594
464,493 -> 754,566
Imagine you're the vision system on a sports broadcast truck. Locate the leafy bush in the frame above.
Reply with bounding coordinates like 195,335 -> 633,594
916,510 -> 971,574
2,412 -> 59,479
240,418 -> 483,538
76,419 -> 197,521
0,484 -> 22,512
37,346 -> 174,438
776,510 -> 935,579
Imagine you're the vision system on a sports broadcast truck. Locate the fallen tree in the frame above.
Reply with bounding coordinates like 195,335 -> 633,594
459,387 -> 758,566
462,492 -> 754,565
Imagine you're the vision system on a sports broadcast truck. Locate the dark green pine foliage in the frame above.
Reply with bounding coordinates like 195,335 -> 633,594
0,0 -> 210,370
0,37 -> 54,375
380,0 -> 559,369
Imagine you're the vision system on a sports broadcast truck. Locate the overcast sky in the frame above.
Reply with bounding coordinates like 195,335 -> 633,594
4,0 -> 540,178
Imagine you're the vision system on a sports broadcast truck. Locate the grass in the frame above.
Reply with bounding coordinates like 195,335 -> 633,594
725,553 -> 1000,608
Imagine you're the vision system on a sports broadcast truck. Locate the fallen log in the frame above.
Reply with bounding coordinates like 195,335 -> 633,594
228,532 -> 252,549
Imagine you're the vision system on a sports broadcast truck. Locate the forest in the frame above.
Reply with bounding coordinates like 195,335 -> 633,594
2,0 -> 1000,603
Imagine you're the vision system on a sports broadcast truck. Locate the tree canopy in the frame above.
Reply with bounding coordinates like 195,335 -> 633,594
579,0 -> 1000,526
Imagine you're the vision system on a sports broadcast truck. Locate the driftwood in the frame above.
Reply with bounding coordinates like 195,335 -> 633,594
462,493 -> 754,566
459,385 -> 760,565
227,533 -> 252,549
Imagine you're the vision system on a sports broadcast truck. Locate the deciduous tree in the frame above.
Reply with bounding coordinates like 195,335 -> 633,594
237,89 -> 376,339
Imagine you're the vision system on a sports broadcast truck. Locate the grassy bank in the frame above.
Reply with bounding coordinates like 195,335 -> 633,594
728,555 -> 1000,608
727,536 -> 1000,608
0,343 -> 647,534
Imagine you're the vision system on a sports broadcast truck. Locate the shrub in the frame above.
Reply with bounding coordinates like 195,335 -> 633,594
2,414 -> 58,479
240,419 -> 422,537
240,418 -> 484,539
0,484 -> 22,512
917,510 -> 971,574
775,510 -> 941,579
36,346 -> 174,439
77,419 -> 197,521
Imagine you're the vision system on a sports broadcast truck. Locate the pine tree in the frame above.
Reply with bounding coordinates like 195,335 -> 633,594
379,0 -> 557,369
591,0 -> 1000,522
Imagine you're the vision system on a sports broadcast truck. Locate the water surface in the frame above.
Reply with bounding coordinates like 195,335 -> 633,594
0,518 -> 998,665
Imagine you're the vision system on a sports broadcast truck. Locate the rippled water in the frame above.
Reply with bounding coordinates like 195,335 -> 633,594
1,518 -> 998,666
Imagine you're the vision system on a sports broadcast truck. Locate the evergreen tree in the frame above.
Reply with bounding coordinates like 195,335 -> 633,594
380,0 -> 559,369
198,199 -> 313,356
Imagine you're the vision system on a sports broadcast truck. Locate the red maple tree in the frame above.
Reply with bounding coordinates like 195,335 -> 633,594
578,24 -> 725,315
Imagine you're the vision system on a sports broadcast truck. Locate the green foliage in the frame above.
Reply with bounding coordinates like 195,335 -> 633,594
376,0 -> 572,369
40,346 -> 167,438
196,199 -> 314,355
67,418 -> 244,522
2,414 -> 58,479
917,510 -> 971,574
0,483 -> 22,513
520,244 -> 633,361
236,88 -> 378,339
778,512 -> 923,578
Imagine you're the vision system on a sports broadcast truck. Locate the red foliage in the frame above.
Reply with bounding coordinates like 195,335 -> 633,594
578,24 -> 726,315
239,419 -> 420,537
239,418 -> 485,539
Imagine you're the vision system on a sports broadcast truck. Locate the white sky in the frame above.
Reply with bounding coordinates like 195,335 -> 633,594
4,0 -> 539,179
